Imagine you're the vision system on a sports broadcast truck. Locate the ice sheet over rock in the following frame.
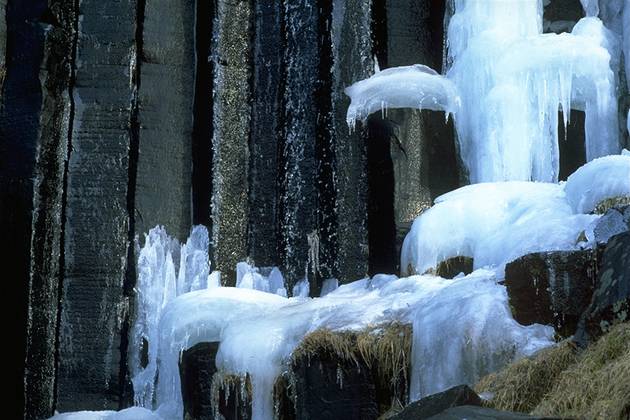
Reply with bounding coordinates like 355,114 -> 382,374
157,271 -> 552,419
402,156 -> 629,277
345,64 -> 460,126
400,182 -> 591,277
49,407 -> 162,420
564,153 -> 630,213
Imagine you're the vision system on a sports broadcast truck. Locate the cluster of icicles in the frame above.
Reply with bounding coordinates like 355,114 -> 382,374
51,0 -> 630,419
347,0 -> 629,183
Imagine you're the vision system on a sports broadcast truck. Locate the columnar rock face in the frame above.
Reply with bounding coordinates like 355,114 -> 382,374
134,0 -> 195,240
385,0 -> 458,266
280,0 -> 322,286
211,0 -> 253,285
1,1 -> 76,417
331,0 -> 372,283
248,1 -> 284,269
56,0 -> 138,411
2,0 -> 470,416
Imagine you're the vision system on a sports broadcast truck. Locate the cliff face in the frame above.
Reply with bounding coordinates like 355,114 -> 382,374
2,0 -> 612,418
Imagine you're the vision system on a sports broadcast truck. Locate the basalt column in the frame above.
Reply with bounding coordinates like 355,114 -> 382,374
0,0 -> 77,417
134,0 -> 195,240
248,1 -> 284,268
281,0 -> 322,288
331,0 -> 373,282
57,0 -> 138,410
211,0 -> 253,285
386,0 -> 456,270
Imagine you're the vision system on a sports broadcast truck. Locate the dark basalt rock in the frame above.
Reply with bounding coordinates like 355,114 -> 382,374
180,342 -> 251,420
504,250 -> 598,337
575,231 -> 630,345
390,385 -> 481,420
436,257 -> 474,279
427,405 -> 562,420
180,342 -> 219,420
292,353 -> 379,420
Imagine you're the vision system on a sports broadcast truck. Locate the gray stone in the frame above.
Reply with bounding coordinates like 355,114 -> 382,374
330,0 -> 372,283
505,250 -> 598,337
427,405 -> 561,420
280,0 -> 321,289
247,1 -> 283,269
211,0 -> 253,285
575,231 -> 630,344
436,257 -> 473,279
1,0 -> 78,416
56,0 -> 138,410
593,206 -> 629,245
134,0 -> 195,240
292,352 -> 379,420
390,385 -> 481,420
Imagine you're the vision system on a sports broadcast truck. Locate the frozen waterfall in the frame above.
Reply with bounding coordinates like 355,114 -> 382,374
346,0 -> 623,183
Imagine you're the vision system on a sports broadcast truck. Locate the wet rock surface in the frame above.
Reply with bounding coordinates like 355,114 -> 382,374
427,405 -> 562,420
390,385 -> 481,420
505,250 -> 598,337
575,231 -> 630,344
292,353 -> 380,420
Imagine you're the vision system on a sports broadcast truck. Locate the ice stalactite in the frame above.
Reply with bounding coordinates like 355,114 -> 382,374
129,226 -> 214,408
347,0 -> 621,183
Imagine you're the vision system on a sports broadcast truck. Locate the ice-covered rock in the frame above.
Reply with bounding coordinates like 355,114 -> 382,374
120,260 -> 556,420
564,154 -> 630,213
49,407 -> 162,420
402,156 -> 629,277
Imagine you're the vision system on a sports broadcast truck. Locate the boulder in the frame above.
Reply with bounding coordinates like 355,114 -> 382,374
436,257 -> 474,279
179,342 -> 251,420
575,231 -> 630,345
427,405 -> 561,419
292,351 -> 379,420
504,250 -> 597,337
390,385 -> 481,420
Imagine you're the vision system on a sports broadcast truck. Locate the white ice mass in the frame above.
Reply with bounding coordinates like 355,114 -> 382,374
346,0 -> 624,183
402,154 -> 630,277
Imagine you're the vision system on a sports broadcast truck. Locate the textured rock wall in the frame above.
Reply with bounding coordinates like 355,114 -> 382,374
1,0 -> 466,416
57,0 -> 137,410
210,0 -> 253,285
331,0 -> 372,283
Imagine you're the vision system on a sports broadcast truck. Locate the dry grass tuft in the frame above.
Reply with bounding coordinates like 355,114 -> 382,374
533,322 -> 630,420
593,196 -> 630,214
357,323 -> 412,388
474,341 -> 578,413
291,328 -> 359,366
475,322 -> 630,420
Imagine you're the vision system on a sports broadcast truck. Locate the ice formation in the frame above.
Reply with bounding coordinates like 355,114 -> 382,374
402,155 -> 630,277
564,153 -> 630,213
148,269 -> 553,419
130,226 -> 215,407
345,64 -> 460,126
236,261 -> 288,297
346,0 -> 621,183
